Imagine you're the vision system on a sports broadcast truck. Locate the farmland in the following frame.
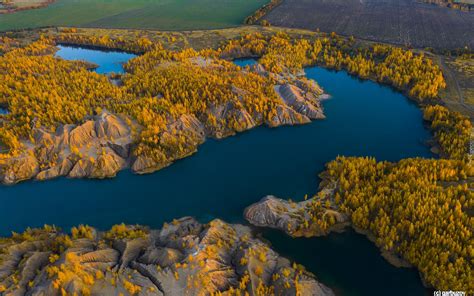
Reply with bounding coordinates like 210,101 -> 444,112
0,0 -> 268,32
261,0 -> 474,50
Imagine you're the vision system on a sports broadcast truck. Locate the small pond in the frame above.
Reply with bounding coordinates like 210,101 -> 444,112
55,45 -> 137,74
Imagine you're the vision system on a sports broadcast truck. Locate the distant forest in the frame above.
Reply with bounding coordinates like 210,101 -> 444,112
422,0 -> 473,11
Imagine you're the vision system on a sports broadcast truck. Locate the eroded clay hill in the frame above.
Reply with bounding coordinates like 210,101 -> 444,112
0,217 -> 334,296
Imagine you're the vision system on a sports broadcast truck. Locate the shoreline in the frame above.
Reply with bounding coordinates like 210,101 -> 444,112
244,194 -> 433,289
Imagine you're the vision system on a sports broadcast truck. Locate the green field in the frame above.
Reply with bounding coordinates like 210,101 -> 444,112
0,0 -> 268,32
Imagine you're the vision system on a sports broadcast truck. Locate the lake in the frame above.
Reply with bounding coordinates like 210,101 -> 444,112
55,45 -> 137,74
0,46 -> 433,295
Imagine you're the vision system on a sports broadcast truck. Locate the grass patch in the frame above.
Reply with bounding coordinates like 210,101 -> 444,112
0,0 -> 268,32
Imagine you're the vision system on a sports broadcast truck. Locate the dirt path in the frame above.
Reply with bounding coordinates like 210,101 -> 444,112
440,57 -> 464,102
438,56 -> 474,116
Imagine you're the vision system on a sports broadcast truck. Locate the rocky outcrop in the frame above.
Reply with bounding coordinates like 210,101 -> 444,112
276,84 -> 325,120
266,104 -> 311,127
131,155 -> 166,174
0,218 -> 334,296
0,110 -> 133,184
294,77 -> 324,98
0,154 -> 39,185
204,102 -> 257,139
244,194 -> 349,237
245,196 -> 293,229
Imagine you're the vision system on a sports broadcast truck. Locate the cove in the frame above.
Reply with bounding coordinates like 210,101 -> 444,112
55,45 -> 137,74
262,228 -> 428,296
0,51 -> 434,295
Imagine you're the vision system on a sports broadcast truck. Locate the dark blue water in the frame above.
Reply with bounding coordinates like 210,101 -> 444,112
0,53 -> 433,295
0,108 -> 7,115
55,45 -> 137,74
263,228 -> 428,296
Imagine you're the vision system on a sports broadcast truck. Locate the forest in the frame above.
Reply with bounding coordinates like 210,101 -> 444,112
293,156 -> 473,292
57,30 -> 447,103
423,105 -> 472,160
0,31 -> 448,171
220,32 -> 446,101
422,0 -> 473,11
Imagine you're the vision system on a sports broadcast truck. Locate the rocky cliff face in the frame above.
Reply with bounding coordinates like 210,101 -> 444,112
0,218 -> 334,296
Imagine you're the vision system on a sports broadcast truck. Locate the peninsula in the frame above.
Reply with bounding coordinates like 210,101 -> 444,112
0,28 -> 447,184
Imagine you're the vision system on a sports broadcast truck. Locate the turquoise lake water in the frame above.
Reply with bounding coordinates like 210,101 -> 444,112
0,47 -> 433,295
234,58 -> 259,67
55,45 -> 137,74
